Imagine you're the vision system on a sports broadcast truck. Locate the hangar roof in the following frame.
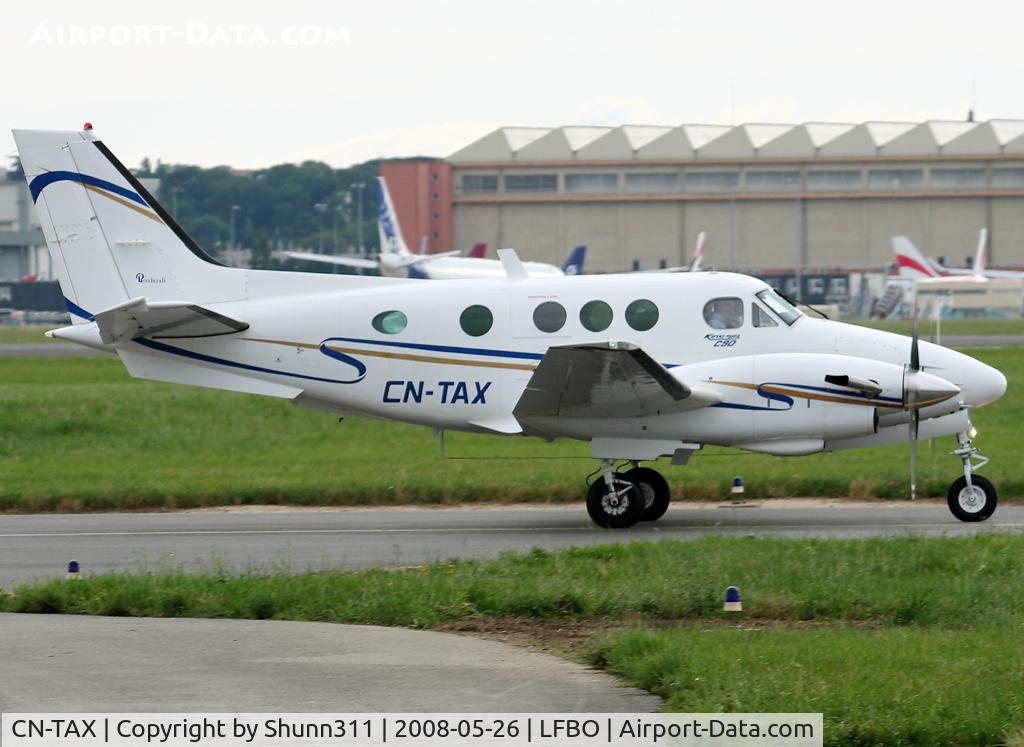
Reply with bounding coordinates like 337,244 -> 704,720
448,120 -> 1024,162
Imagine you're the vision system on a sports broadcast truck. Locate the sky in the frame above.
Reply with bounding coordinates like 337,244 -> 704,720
2,0 -> 1023,169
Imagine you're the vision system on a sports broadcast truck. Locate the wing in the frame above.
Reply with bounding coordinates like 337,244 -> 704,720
282,251 -> 379,269
73,297 -> 247,344
513,342 -> 720,424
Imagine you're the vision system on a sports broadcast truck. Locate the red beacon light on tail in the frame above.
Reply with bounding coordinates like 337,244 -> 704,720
83,122 -> 93,131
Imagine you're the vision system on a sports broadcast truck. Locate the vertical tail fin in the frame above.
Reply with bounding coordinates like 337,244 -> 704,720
973,228 -> 988,276
688,231 -> 706,272
562,245 -> 586,275
13,127 -> 239,323
467,243 -> 487,259
374,176 -> 412,258
892,236 -> 943,280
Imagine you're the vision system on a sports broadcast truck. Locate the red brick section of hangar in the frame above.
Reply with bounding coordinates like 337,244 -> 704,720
380,161 -> 453,254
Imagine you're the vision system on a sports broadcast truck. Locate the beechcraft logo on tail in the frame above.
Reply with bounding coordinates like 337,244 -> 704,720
135,273 -> 166,284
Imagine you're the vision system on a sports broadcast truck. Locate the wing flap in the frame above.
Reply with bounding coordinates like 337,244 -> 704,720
90,296 -> 248,344
514,342 -> 718,421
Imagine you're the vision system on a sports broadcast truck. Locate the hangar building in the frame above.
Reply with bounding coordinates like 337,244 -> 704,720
381,119 -> 1024,275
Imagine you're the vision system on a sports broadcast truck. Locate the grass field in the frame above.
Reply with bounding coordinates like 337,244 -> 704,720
0,325 -> 60,344
0,346 -> 1020,510
5,535 -> 1024,745
857,316 -> 1024,337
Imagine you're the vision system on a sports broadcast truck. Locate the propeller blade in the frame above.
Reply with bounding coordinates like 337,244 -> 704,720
907,312 -> 921,500
909,410 -> 919,500
910,312 -> 920,371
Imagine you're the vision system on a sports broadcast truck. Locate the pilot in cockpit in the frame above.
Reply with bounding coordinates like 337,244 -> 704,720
704,297 -> 744,329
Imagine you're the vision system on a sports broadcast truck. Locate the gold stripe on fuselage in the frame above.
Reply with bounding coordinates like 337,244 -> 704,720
245,338 -> 538,372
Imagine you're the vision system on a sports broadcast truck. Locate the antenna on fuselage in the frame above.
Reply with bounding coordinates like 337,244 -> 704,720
497,248 -> 528,281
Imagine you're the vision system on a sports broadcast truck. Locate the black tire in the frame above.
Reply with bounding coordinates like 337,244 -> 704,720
947,475 -> 997,522
586,477 -> 645,528
622,467 -> 671,522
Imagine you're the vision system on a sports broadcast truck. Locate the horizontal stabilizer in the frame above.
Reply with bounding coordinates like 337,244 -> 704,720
77,297 -> 247,344
281,251 -> 379,269
514,342 -> 719,421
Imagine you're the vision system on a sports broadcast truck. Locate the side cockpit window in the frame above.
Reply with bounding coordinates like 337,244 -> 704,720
752,302 -> 778,328
756,288 -> 802,325
703,297 -> 744,329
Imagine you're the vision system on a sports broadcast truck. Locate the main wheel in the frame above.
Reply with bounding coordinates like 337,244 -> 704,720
621,467 -> 671,522
586,478 -> 645,528
947,475 -> 997,522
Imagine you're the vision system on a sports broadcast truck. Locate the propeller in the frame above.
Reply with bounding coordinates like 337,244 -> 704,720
906,313 -> 921,499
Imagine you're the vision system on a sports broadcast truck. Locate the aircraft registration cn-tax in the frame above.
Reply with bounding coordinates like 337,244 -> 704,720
17,127 -> 1007,527
284,176 -> 586,280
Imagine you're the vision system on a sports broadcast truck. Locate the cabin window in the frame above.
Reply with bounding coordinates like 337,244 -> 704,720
625,299 -> 659,331
372,310 -> 408,334
533,301 -> 567,333
580,300 -> 613,332
703,297 -> 744,329
460,304 -> 493,336
752,302 -> 778,328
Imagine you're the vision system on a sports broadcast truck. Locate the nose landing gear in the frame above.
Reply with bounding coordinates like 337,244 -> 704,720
947,430 -> 997,522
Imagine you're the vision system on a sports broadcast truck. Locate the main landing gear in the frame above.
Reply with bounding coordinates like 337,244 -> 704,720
586,460 -> 671,528
947,430 -> 997,522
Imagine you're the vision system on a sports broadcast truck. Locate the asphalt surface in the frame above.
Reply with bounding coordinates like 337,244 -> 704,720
0,613 -> 658,712
3,503 -> 1024,590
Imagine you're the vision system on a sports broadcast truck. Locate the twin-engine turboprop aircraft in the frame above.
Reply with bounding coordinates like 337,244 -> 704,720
16,127 -> 1008,527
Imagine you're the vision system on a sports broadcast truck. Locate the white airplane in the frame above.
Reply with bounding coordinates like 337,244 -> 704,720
17,126 -> 1007,527
284,176 -> 586,280
894,229 -> 1024,282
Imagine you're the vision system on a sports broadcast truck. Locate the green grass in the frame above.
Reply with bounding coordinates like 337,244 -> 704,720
6,535 -> 1024,627
594,626 -> 1024,746
0,347 -> 1021,510
5,535 -> 1024,745
853,317 -> 1024,337
0,325 -> 59,344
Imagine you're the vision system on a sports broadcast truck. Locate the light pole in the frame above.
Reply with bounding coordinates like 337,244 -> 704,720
228,204 -> 240,265
314,202 -> 328,253
351,182 -> 366,256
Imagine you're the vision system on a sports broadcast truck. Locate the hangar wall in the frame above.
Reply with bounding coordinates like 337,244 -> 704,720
384,120 -> 1024,274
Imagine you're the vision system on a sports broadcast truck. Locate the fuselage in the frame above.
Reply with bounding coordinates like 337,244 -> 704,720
140,270 -> 1005,455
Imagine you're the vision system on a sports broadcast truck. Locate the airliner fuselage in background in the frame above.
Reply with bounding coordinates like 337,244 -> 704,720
16,126 -> 1007,528
284,176 -> 585,280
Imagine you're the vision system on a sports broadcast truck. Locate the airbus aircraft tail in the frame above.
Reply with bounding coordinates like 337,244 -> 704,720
562,245 -> 586,275
892,236 -> 943,280
689,231 -> 706,272
375,176 -> 413,258
973,228 -> 988,275
13,127 -> 241,324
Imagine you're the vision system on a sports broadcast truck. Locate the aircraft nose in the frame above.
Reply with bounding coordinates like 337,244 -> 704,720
964,358 -> 1007,408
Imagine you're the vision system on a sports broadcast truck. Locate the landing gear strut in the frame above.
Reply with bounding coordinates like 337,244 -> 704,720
947,430 -> 997,522
585,461 -> 670,528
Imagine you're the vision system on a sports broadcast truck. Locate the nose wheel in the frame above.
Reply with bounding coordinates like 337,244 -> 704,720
947,430 -> 997,522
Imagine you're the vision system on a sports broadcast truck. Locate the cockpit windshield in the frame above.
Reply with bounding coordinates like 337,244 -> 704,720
755,288 -> 802,326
